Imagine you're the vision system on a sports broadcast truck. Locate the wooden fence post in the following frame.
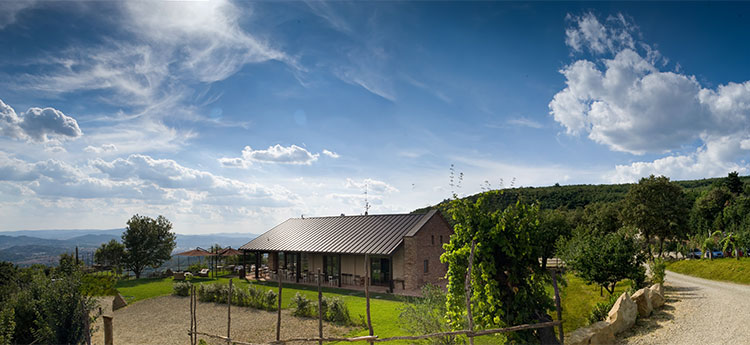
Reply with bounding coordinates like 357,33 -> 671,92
365,254 -> 373,344
552,270 -> 564,345
465,241 -> 476,345
277,270 -> 283,341
318,269 -> 323,345
227,279 -> 232,345
103,315 -> 113,345
190,285 -> 194,345
194,286 -> 198,345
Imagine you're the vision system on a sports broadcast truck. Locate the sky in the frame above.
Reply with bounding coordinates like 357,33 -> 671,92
1,1 -> 750,234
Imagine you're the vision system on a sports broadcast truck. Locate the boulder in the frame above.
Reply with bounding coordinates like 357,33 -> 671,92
649,284 -> 665,309
112,292 -> 128,311
588,321 -> 615,345
566,326 -> 594,345
630,287 -> 653,317
606,292 -> 637,334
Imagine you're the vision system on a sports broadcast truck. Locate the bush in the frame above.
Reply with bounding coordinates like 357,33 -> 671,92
324,297 -> 351,325
291,293 -> 313,317
197,283 -> 277,311
173,281 -> 192,296
188,263 -> 208,272
398,284 -> 457,345
650,258 -> 666,285
587,295 -> 618,324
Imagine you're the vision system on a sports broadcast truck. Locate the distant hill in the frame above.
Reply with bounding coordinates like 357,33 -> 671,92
414,174 -> 749,215
0,228 -> 258,266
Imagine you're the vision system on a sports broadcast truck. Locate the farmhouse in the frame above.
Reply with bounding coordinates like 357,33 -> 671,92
239,210 -> 452,293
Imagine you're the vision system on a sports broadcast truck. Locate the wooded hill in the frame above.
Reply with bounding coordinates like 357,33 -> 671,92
414,174 -> 750,215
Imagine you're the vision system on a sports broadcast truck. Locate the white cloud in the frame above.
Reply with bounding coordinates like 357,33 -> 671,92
84,144 -> 117,154
553,12 -> 750,182
0,98 -> 82,143
220,144 -> 324,167
345,178 -> 398,194
322,149 -> 340,158
507,117 -> 543,129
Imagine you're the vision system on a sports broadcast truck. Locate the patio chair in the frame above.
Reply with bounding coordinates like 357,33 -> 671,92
198,268 -> 209,277
173,272 -> 186,281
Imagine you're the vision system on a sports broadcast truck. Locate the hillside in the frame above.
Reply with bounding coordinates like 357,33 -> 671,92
414,174 -> 750,215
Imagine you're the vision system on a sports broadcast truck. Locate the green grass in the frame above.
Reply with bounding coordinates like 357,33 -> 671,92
667,257 -> 750,285
551,274 -> 631,333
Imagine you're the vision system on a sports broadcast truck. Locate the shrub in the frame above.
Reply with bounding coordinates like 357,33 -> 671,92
399,284 -> 457,345
197,283 -> 277,311
173,281 -> 192,296
650,258 -> 666,285
264,290 -> 278,311
324,297 -> 351,325
291,292 -> 314,317
587,295 -> 618,324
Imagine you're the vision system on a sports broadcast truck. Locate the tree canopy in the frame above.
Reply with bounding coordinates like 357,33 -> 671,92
121,215 -> 176,279
95,239 -> 126,273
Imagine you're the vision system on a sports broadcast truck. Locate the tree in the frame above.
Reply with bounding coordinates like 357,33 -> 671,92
537,208 -> 573,270
559,228 -> 645,295
622,175 -> 690,258
692,187 -> 733,235
726,171 -> 744,195
582,202 -> 622,236
716,231 -> 739,260
95,239 -> 126,273
441,191 -> 556,343
121,215 -> 176,279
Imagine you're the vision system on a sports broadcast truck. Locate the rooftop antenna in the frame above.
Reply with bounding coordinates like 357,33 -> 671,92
364,183 -> 371,216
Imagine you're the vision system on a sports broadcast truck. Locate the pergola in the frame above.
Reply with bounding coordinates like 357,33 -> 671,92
174,247 -> 215,272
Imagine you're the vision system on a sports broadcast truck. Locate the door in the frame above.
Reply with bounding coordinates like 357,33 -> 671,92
370,257 -> 390,285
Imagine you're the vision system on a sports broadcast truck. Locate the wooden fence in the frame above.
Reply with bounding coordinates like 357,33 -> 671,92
187,253 -> 565,345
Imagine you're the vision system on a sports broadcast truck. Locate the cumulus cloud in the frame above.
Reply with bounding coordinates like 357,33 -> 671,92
551,13 -> 750,181
0,98 -> 82,143
220,144 -> 331,167
322,149 -> 340,158
345,178 -> 398,194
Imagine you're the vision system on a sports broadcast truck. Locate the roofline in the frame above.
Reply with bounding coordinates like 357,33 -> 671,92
239,248 -> 399,257
404,209 -> 439,237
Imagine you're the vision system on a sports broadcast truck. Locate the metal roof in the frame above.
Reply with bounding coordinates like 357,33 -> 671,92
240,210 -> 439,255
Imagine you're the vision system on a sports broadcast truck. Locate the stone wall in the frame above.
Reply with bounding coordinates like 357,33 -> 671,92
402,212 -> 453,291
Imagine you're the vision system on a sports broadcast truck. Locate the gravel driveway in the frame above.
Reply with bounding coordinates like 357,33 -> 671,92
91,295 -> 352,345
617,270 -> 750,344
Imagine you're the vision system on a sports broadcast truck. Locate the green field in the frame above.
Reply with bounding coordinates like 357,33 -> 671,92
114,273 -> 620,343
667,258 -> 750,285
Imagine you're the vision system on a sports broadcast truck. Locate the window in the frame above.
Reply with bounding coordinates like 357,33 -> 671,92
431,235 -> 434,245
424,259 -> 429,273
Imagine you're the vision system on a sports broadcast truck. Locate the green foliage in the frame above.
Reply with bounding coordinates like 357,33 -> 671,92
726,171 -> 744,195
173,281 -> 192,296
587,294 -> 618,325
197,282 -> 278,311
188,263 -> 208,272
442,191 -> 553,343
560,228 -> 645,295
58,252 -> 82,275
198,339 -> 208,345
622,175 -> 690,257
692,187 -> 733,235
121,214 -> 177,279
582,202 -> 623,236
290,292 -> 314,317
399,284 -> 459,345
95,239 -> 126,273
537,208 -> 573,269
81,274 -> 118,296
649,258 -> 666,285
0,305 -> 14,345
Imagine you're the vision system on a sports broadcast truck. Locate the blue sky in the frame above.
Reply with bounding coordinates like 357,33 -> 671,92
1,1 -> 750,234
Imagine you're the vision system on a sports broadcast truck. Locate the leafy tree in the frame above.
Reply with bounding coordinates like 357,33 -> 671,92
726,171 -> 744,195
122,215 -> 176,279
441,192 -> 556,343
95,239 -> 126,273
559,228 -> 645,295
537,208 -> 573,270
622,175 -> 690,258
582,202 -> 622,235
691,187 -> 733,235
716,231 -> 740,260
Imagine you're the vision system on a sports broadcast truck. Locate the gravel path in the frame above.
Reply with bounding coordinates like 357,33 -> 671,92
617,270 -> 750,344
91,295 -> 352,345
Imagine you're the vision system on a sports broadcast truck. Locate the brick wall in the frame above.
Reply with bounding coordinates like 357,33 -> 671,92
402,212 -> 453,291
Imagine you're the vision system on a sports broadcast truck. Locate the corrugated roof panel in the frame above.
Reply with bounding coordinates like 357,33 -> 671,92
239,212 -> 437,255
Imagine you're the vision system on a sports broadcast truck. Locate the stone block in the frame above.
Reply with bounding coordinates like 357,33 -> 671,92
606,292 -> 637,334
630,287 -> 653,317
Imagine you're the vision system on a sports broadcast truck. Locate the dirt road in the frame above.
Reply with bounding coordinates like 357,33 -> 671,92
618,270 -> 750,344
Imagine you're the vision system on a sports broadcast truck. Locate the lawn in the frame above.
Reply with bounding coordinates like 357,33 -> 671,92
667,257 -> 750,285
551,273 -> 631,333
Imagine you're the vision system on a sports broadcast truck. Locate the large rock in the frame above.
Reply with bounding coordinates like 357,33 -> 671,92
588,321 -> 615,345
112,292 -> 128,311
565,326 -> 594,345
631,287 -> 653,317
606,292 -> 637,334
649,284 -> 665,309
